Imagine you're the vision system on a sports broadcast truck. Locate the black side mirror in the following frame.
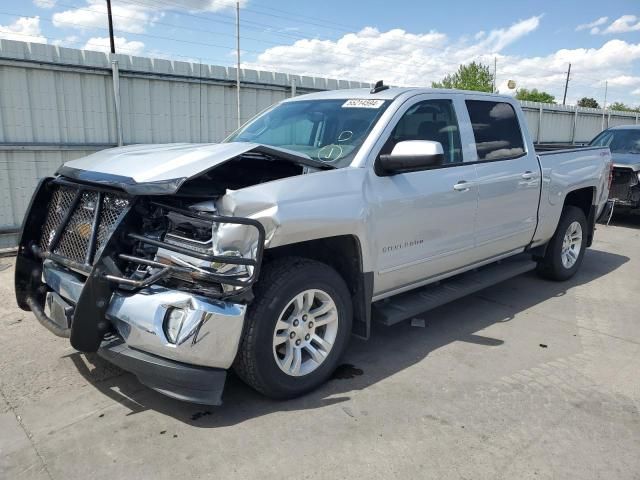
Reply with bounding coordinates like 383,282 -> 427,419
377,140 -> 445,176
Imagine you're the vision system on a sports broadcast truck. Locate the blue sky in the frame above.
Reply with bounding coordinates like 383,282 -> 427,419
1,0 -> 640,106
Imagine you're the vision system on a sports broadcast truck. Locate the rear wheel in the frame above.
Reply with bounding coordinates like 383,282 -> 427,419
536,205 -> 587,281
234,257 -> 352,399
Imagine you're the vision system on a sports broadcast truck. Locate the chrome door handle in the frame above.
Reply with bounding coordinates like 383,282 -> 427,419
453,181 -> 471,192
521,171 -> 535,180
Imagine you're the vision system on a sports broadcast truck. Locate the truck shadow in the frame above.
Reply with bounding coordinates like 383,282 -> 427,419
609,212 -> 640,229
71,248 -> 629,427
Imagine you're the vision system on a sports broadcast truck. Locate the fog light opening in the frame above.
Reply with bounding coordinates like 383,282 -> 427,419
163,307 -> 186,344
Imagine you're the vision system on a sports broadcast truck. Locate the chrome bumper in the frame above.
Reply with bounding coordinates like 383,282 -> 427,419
42,261 -> 246,369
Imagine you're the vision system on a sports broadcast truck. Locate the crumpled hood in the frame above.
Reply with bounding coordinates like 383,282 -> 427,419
57,142 -> 324,195
611,152 -> 640,171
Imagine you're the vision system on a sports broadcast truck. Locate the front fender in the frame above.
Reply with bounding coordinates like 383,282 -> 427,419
217,168 -> 375,271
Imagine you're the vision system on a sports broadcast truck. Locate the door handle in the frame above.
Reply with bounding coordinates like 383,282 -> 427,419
521,171 -> 535,180
453,181 -> 471,192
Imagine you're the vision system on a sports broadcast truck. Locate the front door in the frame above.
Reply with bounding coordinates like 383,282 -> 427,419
367,97 -> 479,297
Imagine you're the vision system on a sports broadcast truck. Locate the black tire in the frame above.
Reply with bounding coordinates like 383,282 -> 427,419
536,205 -> 588,281
233,257 -> 353,399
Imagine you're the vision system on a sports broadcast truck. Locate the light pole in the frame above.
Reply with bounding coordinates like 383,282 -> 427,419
236,1 -> 241,129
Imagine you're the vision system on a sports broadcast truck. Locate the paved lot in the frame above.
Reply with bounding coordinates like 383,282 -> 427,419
1,217 -> 639,480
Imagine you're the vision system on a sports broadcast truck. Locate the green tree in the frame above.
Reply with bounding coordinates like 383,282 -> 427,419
608,102 -> 640,112
515,88 -> 556,104
609,101 -> 630,111
577,97 -> 600,109
431,62 -> 494,93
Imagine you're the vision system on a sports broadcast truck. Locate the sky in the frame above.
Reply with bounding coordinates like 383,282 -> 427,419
1,0 -> 640,106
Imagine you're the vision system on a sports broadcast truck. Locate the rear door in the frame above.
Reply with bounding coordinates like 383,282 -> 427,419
367,95 -> 479,297
463,98 -> 540,258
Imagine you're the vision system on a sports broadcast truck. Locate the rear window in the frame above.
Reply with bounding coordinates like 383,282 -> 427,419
466,100 -> 525,161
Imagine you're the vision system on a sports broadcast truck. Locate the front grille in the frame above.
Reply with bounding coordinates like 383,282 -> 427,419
609,168 -> 638,201
40,184 -> 129,265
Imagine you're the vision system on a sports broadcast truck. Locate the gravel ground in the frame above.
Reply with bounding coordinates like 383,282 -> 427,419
1,216 -> 639,480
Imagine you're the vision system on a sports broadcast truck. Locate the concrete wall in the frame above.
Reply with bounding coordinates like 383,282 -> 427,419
1,39 -> 639,247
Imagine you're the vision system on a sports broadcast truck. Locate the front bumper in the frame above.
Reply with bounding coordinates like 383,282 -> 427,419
40,260 -> 246,404
98,337 -> 227,405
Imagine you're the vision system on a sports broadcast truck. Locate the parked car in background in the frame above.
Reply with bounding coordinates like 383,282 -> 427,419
590,125 -> 640,212
16,85 -> 612,405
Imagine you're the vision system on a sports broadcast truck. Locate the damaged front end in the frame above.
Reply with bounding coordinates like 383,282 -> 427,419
15,170 -> 266,405
609,166 -> 640,209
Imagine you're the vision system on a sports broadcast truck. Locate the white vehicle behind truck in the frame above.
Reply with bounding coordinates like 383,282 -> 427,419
16,83 -> 612,404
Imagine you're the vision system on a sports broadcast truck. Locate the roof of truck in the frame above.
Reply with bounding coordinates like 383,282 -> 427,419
607,124 -> 640,130
287,87 -> 515,102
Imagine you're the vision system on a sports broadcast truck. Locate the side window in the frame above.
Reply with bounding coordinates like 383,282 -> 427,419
465,100 -> 525,161
384,99 -> 463,164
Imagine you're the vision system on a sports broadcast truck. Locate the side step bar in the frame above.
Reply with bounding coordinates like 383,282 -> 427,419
372,254 -> 537,326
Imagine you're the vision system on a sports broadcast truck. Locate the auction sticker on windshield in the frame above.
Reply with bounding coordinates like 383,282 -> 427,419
342,99 -> 385,108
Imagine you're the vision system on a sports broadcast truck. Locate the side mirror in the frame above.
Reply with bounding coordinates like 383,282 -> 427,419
377,140 -> 445,176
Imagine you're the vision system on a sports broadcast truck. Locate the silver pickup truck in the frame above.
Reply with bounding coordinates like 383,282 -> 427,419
15,85 -> 612,405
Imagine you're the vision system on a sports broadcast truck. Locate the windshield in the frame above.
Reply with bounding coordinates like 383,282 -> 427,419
590,129 -> 640,154
225,99 -> 391,167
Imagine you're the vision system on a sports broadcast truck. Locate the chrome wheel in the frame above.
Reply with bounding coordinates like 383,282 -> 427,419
561,221 -> 582,269
272,289 -> 339,377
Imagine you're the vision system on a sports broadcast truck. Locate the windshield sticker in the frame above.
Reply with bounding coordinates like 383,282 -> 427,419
342,99 -> 385,109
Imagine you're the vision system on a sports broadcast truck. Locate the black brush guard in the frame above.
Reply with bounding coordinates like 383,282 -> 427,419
15,177 -> 265,353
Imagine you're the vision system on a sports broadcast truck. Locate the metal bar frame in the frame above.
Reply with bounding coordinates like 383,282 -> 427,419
85,191 -> 103,265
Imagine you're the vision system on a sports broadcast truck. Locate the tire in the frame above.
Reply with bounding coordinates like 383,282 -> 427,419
233,257 -> 353,399
536,205 -> 588,281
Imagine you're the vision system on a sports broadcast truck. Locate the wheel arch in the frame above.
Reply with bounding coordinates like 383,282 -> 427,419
563,186 -> 596,247
264,235 -> 372,340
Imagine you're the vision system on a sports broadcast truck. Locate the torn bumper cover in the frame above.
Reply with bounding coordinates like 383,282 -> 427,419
15,177 -> 262,405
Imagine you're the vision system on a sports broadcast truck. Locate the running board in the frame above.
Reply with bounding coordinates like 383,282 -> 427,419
372,254 -> 537,326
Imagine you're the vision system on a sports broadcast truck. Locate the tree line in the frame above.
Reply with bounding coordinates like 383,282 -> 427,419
430,62 -> 639,112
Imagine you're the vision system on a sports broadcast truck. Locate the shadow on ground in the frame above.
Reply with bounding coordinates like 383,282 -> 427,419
70,248 -> 629,428
609,211 -> 640,229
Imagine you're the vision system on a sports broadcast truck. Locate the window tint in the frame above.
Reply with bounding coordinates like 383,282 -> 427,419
466,100 -> 525,161
590,129 -> 640,154
384,99 -> 463,164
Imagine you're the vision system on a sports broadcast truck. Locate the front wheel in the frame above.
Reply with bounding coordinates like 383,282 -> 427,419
536,205 -> 588,281
233,257 -> 352,399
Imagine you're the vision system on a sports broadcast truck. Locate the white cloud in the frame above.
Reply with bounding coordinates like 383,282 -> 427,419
0,16 -> 47,43
247,17 -> 640,105
249,17 -> 539,85
576,16 -> 608,32
169,0 -> 247,12
34,0 -> 56,8
84,36 -> 145,56
602,15 -> 640,34
53,0 -> 152,34
607,75 -> 640,87
53,0 -> 244,35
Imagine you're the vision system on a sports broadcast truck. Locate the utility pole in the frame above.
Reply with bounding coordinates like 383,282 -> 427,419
601,80 -> 608,130
562,63 -> 571,105
492,57 -> 497,93
236,1 -> 241,129
106,0 -> 115,54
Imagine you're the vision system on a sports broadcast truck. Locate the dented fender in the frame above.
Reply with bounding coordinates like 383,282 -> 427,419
215,167 -> 375,271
